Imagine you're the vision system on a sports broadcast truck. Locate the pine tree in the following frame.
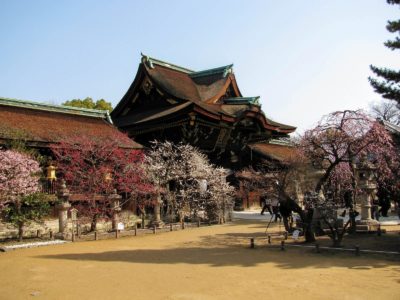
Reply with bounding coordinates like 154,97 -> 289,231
369,0 -> 400,105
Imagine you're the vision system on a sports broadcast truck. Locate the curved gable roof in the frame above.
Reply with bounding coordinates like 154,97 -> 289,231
112,55 -> 296,135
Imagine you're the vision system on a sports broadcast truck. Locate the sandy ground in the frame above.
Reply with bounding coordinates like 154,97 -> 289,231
0,219 -> 399,300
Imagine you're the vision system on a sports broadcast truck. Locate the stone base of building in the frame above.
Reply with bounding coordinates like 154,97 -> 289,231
150,219 -> 165,228
54,232 -> 70,240
356,219 -> 380,232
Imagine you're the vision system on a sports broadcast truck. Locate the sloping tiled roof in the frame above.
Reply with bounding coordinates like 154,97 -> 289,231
0,98 -> 142,149
0,97 -> 111,119
143,58 -> 234,104
112,55 -> 296,134
250,141 -> 296,162
113,102 -> 192,127
381,119 -> 400,135
146,64 -> 203,102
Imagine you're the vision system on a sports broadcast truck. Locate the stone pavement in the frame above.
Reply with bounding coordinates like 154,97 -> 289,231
232,209 -> 400,225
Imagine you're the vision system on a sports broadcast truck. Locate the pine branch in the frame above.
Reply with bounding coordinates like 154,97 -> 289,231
384,36 -> 400,50
369,77 -> 400,103
387,20 -> 400,32
387,0 -> 400,5
370,65 -> 400,83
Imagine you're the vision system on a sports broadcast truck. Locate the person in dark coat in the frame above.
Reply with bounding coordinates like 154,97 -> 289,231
260,194 -> 273,215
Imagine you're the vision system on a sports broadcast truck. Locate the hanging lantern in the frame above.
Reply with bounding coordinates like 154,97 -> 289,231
189,112 -> 196,126
104,171 -> 112,182
230,151 -> 238,163
46,164 -> 57,181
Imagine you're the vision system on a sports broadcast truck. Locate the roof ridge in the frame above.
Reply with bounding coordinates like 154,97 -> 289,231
141,54 -> 194,73
381,119 -> 400,134
268,139 -> 294,146
223,96 -> 260,106
0,97 -> 110,119
140,54 -> 234,79
189,64 -> 234,78
263,115 -> 296,130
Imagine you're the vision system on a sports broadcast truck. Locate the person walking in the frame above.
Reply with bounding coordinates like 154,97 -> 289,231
271,198 -> 281,222
371,197 -> 380,221
260,194 -> 272,215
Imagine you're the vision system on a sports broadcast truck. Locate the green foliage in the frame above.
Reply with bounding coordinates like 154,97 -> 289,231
369,1 -> 400,104
95,99 -> 113,111
0,127 -> 48,165
62,97 -> 113,111
4,193 -> 50,228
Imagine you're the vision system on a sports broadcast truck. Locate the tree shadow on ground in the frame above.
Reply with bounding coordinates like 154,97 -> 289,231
37,231 -> 400,270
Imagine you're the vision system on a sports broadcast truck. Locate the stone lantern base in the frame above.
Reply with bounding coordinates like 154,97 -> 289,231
356,219 -> 380,232
54,232 -> 71,240
150,219 -> 165,228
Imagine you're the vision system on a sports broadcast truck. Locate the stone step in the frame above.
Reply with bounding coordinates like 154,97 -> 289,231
356,225 -> 370,231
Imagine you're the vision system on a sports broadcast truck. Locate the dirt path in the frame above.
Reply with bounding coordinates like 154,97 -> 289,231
0,220 -> 399,300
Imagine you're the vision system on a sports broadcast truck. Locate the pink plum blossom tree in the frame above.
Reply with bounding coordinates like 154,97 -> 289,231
0,149 -> 48,241
51,134 -> 151,231
296,110 -> 399,243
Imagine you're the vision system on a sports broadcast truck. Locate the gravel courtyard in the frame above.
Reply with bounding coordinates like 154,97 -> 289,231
0,218 -> 399,300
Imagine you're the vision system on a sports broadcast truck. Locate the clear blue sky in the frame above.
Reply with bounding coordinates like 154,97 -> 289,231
0,1 -> 398,133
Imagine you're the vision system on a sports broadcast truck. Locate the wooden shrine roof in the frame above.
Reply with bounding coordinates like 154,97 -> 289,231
249,141 -> 296,162
112,55 -> 296,134
145,61 -> 235,104
0,97 -> 142,149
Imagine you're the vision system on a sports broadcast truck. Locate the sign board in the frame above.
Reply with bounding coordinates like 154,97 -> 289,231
70,208 -> 78,221
117,223 -> 125,231
292,230 -> 300,240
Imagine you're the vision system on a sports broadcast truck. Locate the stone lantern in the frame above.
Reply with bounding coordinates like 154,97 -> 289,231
56,179 -> 71,238
151,187 -> 165,228
109,189 -> 122,231
354,159 -> 379,231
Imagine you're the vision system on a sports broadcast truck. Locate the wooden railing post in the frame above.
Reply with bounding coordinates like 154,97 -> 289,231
250,238 -> 255,249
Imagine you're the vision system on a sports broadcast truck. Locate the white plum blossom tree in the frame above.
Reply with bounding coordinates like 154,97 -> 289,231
145,141 -> 234,223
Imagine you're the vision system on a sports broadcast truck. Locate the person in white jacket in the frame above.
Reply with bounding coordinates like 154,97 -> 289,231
271,198 -> 281,222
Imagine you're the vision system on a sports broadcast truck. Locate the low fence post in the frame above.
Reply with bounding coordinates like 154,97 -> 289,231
94,231 -> 98,241
250,238 -> 255,249
355,245 -> 360,256
267,235 -> 271,244
134,224 -> 137,236
315,243 -> 320,253
153,225 -> 156,234
280,240 -> 285,251
170,223 -> 173,232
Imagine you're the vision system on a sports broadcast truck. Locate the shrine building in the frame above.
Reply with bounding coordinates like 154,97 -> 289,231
0,97 -> 142,152
111,54 -> 296,169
